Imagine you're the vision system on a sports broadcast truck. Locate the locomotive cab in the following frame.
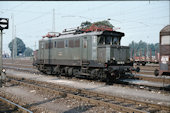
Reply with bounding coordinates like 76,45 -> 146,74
97,31 -> 134,77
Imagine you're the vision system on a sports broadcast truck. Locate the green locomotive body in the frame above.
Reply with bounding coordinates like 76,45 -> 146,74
34,30 -> 137,82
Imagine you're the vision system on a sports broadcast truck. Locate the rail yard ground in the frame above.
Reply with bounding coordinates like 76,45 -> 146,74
0,95 -> 33,113
1,58 -> 170,113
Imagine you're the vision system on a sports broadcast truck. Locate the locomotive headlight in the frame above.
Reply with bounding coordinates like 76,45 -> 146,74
112,57 -> 115,60
2,69 -> 6,73
117,61 -> 125,64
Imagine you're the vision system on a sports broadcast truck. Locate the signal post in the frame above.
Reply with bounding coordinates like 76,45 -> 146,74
0,18 -> 9,87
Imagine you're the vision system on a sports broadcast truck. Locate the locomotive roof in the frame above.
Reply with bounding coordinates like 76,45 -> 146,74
160,25 -> 170,36
40,30 -> 125,41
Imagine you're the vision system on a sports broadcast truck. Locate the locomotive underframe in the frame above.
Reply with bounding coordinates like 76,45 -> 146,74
34,59 -> 133,81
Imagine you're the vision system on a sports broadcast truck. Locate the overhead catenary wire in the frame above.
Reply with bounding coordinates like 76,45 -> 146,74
0,2 -> 167,39
2,2 -> 168,30
16,11 -> 51,26
8,2 -> 24,11
94,4 -> 168,25
0,2 -> 24,13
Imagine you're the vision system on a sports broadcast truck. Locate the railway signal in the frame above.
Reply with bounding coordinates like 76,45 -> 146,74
0,18 -> 9,30
0,18 -> 8,87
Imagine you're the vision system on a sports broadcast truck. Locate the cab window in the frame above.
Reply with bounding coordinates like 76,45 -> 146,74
113,37 -> 119,45
98,36 -> 120,45
105,36 -> 111,45
98,36 -> 105,45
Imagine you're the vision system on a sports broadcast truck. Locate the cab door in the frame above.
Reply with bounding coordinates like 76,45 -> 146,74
39,41 -> 44,61
82,37 -> 88,60
41,42 -> 45,63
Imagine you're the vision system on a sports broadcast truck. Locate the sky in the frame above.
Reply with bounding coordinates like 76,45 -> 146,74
0,1 -> 169,54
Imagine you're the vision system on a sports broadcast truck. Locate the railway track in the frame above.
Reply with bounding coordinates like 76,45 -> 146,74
3,59 -> 159,74
7,75 -> 170,113
3,60 -> 158,75
3,65 -> 170,92
139,66 -> 158,71
134,74 -> 170,84
0,96 -> 33,113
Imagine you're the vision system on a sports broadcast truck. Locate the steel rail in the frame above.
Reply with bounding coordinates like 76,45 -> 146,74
7,75 -> 170,113
134,75 -> 170,84
4,65 -> 170,89
4,65 -> 170,83
0,96 -> 33,113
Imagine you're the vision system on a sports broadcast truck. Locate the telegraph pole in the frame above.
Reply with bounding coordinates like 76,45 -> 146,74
14,25 -> 17,58
52,8 -> 55,32
147,36 -> 149,60
34,42 -> 36,50
12,14 -> 15,60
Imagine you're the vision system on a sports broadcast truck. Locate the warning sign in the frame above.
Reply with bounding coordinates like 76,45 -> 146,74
161,56 -> 169,64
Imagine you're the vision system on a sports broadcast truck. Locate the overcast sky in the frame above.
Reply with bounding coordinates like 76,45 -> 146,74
0,1 -> 169,53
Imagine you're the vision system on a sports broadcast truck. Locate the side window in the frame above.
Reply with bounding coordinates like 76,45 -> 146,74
41,42 -> 44,49
39,42 -> 41,49
57,40 -> 64,48
75,39 -> 80,47
83,38 -> 87,48
45,43 -> 48,49
54,41 -> 56,48
65,40 -> 68,48
69,40 -> 74,48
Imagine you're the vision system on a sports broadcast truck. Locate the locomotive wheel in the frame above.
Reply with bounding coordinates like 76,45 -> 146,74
73,69 -> 79,77
142,62 -> 146,66
115,73 -> 121,80
68,68 -> 73,77
136,67 -> 140,73
53,66 -> 61,76
46,67 -> 53,75
91,69 -> 98,80
64,67 -> 69,76
106,74 -> 113,85
137,62 -> 140,65
154,69 -> 159,76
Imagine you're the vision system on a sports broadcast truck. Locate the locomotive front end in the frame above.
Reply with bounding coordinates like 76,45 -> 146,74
97,31 -> 137,79
107,46 -> 134,76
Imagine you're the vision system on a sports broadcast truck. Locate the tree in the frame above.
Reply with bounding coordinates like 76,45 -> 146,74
129,40 -> 159,57
80,21 -> 92,28
80,20 -> 113,29
23,47 -> 33,57
93,20 -> 114,28
8,37 -> 26,56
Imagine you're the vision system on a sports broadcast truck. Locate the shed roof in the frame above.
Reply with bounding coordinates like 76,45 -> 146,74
160,25 -> 170,35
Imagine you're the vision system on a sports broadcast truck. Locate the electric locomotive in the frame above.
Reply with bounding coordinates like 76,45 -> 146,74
33,25 -> 139,82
